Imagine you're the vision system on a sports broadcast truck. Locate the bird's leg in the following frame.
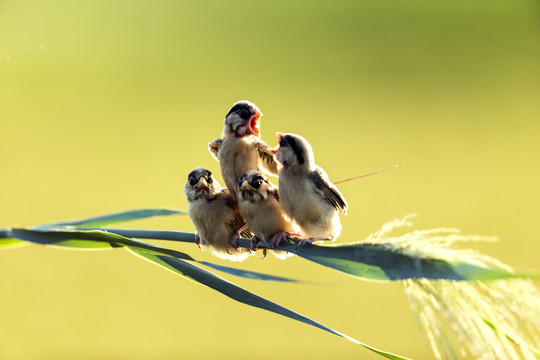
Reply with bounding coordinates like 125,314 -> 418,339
294,236 -> 333,249
229,224 -> 248,251
249,236 -> 268,259
267,232 -> 296,249
250,236 -> 262,250
195,234 -> 202,250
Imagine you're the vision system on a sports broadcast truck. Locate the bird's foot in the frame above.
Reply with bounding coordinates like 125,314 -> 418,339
229,224 -> 248,251
267,232 -> 295,249
195,234 -> 202,250
249,236 -> 267,259
250,236 -> 262,251
294,236 -> 333,249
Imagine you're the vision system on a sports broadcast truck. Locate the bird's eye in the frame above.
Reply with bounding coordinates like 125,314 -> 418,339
189,178 -> 197,186
253,179 -> 262,188
238,108 -> 251,121
206,176 -> 213,184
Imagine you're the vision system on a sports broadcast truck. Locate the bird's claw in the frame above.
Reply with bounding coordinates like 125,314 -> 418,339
229,224 -> 248,252
267,232 -> 294,249
229,235 -> 240,252
250,236 -> 262,251
294,236 -> 332,249
249,236 -> 267,260
195,234 -> 202,250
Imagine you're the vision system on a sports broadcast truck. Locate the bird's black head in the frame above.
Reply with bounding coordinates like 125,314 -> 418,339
237,170 -> 275,201
239,171 -> 267,190
223,100 -> 262,137
226,101 -> 256,121
185,167 -> 221,202
188,167 -> 214,187
278,134 -> 305,165
275,133 -> 314,168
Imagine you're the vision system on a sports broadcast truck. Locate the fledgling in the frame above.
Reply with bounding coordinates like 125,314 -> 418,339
208,101 -> 279,201
184,167 -> 251,262
237,170 -> 296,259
274,133 -> 348,242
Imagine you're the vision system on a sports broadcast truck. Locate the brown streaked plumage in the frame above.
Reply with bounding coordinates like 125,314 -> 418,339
236,170 -> 296,259
184,167 -> 251,261
208,101 -> 279,201
274,133 -> 348,242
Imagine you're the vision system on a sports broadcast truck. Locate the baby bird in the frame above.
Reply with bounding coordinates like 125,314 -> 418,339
274,133 -> 348,243
184,167 -> 251,262
208,101 -> 279,201
237,170 -> 296,259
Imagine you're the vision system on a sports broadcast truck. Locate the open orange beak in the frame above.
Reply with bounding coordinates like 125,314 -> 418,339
247,111 -> 262,136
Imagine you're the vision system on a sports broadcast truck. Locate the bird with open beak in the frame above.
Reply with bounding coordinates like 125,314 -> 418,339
273,133 -> 348,243
237,170 -> 296,259
208,101 -> 279,201
184,167 -> 252,261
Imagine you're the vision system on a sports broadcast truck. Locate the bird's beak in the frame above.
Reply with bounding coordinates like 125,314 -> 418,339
194,178 -> 208,188
246,111 -> 262,136
240,180 -> 255,191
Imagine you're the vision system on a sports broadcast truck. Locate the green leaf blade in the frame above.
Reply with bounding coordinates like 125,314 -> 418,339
198,261 -> 299,283
291,243 -> 525,282
0,237 -> 28,249
44,207 -> 185,227
127,247 -> 411,360
11,228 -> 119,249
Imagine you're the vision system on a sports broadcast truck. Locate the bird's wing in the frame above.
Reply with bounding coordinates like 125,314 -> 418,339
222,190 -> 252,238
208,138 -> 223,161
253,138 -> 279,175
309,167 -> 348,214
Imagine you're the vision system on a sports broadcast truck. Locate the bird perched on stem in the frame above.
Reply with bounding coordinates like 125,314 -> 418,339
273,133 -> 348,244
237,170 -> 297,259
184,167 -> 251,261
208,101 -> 278,201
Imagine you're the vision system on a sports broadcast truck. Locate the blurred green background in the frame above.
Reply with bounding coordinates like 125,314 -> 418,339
1,1 -> 539,359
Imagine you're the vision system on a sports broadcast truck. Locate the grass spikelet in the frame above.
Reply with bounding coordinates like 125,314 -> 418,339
404,279 -> 540,360
364,214 -> 509,274
363,216 -> 540,358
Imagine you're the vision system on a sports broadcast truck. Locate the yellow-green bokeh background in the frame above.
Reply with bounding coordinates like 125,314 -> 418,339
1,1 -> 539,359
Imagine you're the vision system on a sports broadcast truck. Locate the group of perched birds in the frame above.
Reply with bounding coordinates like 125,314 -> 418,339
184,100 -> 348,261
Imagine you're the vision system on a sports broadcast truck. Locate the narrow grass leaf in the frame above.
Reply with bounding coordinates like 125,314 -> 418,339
128,247 -> 410,360
8,227 -> 296,282
198,261 -> 298,282
0,229 -> 28,248
10,227 -> 195,259
74,228 -> 196,243
11,228 -> 119,249
44,208 -> 185,227
0,237 -> 28,249
95,227 -> 524,282
293,243 -> 533,281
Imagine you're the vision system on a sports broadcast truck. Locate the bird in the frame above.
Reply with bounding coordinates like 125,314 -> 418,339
273,133 -> 348,244
208,100 -> 279,201
184,167 -> 252,261
236,170 -> 297,259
